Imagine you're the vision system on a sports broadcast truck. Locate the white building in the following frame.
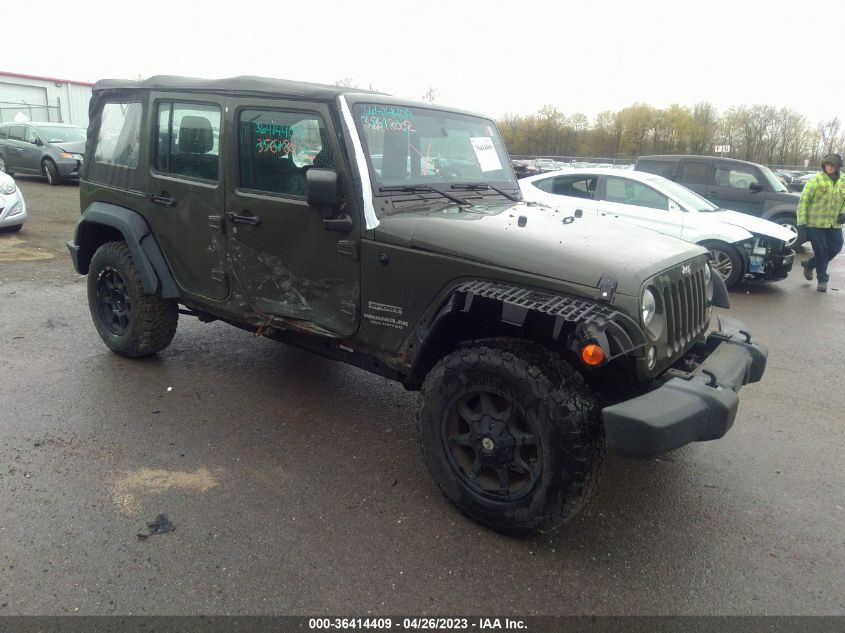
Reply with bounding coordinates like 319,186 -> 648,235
0,71 -> 94,127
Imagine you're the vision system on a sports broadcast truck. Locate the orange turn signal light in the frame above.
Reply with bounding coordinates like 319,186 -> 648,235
580,343 -> 606,367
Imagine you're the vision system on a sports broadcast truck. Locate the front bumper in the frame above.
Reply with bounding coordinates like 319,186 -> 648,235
57,158 -> 81,178
747,250 -> 793,282
602,315 -> 767,456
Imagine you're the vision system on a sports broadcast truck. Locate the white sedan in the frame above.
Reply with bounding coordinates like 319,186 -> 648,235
0,172 -> 26,232
520,168 -> 795,288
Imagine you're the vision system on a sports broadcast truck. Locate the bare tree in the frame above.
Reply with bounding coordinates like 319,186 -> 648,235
422,87 -> 438,102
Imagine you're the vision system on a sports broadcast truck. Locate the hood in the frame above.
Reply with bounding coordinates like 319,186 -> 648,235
51,141 -> 86,154
707,210 -> 796,242
374,201 -> 702,296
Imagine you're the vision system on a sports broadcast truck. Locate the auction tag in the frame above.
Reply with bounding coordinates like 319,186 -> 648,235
470,137 -> 502,172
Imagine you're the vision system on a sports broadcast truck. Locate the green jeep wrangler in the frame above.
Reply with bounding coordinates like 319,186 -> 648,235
68,76 -> 767,534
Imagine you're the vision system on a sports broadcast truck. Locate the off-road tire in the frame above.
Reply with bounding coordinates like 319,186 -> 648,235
418,339 -> 604,535
43,159 -> 61,186
87,241 -> 178,357
700,240 -> 743,289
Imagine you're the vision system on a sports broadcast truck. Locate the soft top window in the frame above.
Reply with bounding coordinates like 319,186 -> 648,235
94,102 -> 143,169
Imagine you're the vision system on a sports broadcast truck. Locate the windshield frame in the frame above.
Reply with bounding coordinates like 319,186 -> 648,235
646,174 -> 719,212
35,125 -> 87,144
351,101 -> 519,202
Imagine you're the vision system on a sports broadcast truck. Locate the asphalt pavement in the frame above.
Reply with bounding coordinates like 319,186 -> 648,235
0,178 -> 843,615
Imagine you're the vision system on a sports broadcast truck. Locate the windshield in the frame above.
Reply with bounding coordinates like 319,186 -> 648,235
353,103 -> 516,192
36,126 -> 86,143
647,175 -> 717,212
759,165 -> 788,193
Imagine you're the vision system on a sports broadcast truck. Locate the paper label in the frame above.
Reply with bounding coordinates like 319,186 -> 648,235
470,137 -> 502,172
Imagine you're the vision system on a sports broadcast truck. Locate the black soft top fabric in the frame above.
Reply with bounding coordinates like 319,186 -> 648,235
93,75 -> 384,101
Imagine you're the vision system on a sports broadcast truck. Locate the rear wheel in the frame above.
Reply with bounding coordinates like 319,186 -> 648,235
43,159 -> 61,186
87,241 -> 178,357
700,240 -> 743,289
418,339 -> 604,535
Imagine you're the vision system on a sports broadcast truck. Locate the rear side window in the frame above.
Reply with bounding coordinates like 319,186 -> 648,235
605,176 -> 669,210
534,174 -> 596,199
9,125 -> 25,141
155,102 -> 221,181
678,161 -> 710,185
94,103 -> 143,169
636,159 -> 674,178
714,166 -> 760,189
237,109 -> 333,197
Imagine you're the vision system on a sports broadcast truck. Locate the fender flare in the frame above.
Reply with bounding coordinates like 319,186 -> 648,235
71,202 -> 180,298
761,205 -> 798,222
407,281 -> 647,381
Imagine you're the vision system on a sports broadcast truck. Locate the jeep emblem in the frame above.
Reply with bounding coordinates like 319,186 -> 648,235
681,263 -> 692,275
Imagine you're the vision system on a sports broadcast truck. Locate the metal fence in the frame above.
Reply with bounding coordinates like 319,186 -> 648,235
0,99 -> 63,124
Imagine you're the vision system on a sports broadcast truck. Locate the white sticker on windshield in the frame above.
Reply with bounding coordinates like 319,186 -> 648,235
470,137 -> 502,173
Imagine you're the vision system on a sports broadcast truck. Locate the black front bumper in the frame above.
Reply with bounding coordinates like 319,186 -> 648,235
602,315 -> 767,456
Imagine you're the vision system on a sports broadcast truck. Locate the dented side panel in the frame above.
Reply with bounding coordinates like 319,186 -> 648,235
222,97 -> 362,337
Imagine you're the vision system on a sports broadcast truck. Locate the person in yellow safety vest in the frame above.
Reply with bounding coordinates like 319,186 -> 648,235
798,153 -> 845,292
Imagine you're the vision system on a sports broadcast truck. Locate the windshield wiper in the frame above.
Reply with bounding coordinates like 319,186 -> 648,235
379,185 -> 468,205
450,183 -> 520,202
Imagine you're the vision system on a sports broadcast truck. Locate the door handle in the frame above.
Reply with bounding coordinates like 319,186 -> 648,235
226,211 -> 261,227
148,193 -> 177,207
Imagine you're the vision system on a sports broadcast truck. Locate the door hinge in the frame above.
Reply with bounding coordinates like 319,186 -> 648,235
337,240 -> 359,261
208,215 -> 225,232
210,270 -> 228,285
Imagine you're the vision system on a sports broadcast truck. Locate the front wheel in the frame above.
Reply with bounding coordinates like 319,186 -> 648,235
43,159 -> 61,186
700,240 -> 743,289
87,241 -> 178,357
418,340 -> 604,535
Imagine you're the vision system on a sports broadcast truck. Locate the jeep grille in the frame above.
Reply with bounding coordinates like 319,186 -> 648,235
661,266 -> 708,354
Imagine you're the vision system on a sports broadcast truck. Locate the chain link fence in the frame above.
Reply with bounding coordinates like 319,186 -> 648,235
0,99 -> 63,124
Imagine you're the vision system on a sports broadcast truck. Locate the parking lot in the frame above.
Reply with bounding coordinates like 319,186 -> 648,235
0,178 -> 843,615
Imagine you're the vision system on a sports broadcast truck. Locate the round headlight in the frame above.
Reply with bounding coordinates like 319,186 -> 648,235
704,262 -> 714,301
641,287 -> 657,327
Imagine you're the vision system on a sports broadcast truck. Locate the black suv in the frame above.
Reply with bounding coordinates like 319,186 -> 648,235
635,155 -> 805,246
67,76 -> 768,534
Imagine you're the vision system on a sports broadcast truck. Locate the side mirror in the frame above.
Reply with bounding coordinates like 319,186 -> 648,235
306,168 -> 341,209
749,182 -> 763,192
33,138 -> 43,146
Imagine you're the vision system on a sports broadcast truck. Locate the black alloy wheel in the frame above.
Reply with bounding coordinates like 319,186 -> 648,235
443,389 -> 541,501
95,266 -> 132,335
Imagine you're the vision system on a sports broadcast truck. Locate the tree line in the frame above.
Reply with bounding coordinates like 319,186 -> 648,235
497,103 -> 845,168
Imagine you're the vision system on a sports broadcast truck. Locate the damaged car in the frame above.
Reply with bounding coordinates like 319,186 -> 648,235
68,76 -> 768,535
520,168 -> 795,288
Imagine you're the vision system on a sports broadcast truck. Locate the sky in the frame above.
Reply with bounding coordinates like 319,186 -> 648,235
5,0 -> 843,126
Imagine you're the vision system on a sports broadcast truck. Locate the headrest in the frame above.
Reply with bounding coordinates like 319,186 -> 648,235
178,116 -> 213,154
